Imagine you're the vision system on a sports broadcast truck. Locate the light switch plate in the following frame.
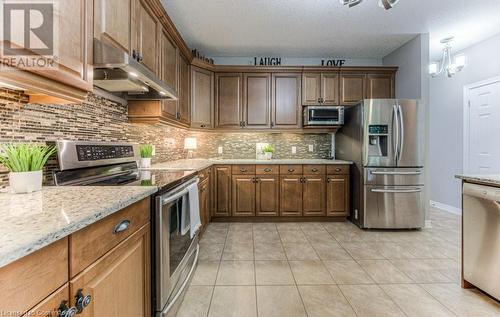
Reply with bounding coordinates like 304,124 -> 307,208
308,144 -> 314,152
218,146 -> 223,154
291,146 -> 297,154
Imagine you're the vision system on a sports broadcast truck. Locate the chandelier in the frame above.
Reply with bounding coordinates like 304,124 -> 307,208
429,37 -> 466,78
340,0 -> 400,10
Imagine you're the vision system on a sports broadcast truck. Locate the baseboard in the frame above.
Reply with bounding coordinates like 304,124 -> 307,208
430,200 -> 462,215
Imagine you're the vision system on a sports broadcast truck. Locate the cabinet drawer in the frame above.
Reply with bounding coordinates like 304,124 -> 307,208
303,165 -> 326,175
232,165 -> 256,175
256,165 -> 279,175
327,165 -> 350,175
0,238 -> 68,316
280,165 -> 303,175
69,197 -> 150,277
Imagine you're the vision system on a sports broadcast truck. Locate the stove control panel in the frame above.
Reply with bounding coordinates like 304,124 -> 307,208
76,145 -> 134,161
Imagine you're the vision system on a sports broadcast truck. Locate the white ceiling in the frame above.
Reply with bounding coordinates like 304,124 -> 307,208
161,0 -> 500,59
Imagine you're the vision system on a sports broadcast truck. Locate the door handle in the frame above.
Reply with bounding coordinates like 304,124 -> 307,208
370,188 -> 422,193
392,105 -> 399,162
397,105 -> 404,161
370,171 -> 422,175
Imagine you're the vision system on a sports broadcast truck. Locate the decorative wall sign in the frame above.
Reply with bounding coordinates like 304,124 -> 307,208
254,57 -> 282,66
321,59 -> 347,67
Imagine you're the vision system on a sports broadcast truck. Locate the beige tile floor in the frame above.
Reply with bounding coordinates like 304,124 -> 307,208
177,209 -> 500,317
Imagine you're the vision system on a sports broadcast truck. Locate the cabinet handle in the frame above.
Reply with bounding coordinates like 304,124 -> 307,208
132,49 -> 137,60
311,168 -> 318,172
75,289 -> 92,313
240,168 -> 247,172
242,121 -> 246,127
264,168 -> 272,172
270,121 -> 275,127
58,301 -> 77,317
335,168 -> 341,172
288,168 -> 295,172
137,52 -> 143,62
113,220 -> 130,234
327,178 -> 331,183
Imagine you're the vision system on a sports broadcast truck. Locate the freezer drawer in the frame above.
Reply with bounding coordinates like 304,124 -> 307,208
364,168 -> 424,186
363,185 -> 424,229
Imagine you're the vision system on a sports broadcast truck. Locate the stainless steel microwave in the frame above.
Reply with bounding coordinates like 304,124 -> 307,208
303,106 -> 344,126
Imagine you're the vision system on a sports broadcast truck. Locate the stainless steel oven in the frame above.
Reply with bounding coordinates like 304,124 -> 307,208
303,105 -> 344,126
155,177 -> 200,317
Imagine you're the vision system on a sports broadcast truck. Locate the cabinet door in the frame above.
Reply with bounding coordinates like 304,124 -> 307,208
272,73 -> 302,129
215,73 -> 243,128
327,175 -> 350,216
280,176 -> 303,216
198,179 -> 210,230
321,73 -> 339,105
94,0 -> 132,53
365,74 -> 394,99
178,55 -> 190,125
191,67 -> 214,128
340,74 -> 365,105
232,175 -> 256,216
243,73 -> 271,128
302,73 -> 321,105
22,284 -> 69,317
160,29 -> 179,121
70,224 -> 150,317
134,0 -> 159,74
214,165 -> 232,216
303,175 -> 326,216
256,175 -> 279,216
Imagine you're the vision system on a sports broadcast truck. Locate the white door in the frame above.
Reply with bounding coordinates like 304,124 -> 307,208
466,79 -> 500,174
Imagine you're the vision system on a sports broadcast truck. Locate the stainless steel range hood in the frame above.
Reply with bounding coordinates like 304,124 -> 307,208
93,38 -> 177,100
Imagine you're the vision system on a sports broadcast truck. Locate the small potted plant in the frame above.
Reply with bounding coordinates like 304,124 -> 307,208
0,143 -> 56,194
262,144 -> 275,160
139,144 -> 153,168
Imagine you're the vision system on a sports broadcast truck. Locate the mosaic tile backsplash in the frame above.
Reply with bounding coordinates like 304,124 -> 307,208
0,89 -> 331,188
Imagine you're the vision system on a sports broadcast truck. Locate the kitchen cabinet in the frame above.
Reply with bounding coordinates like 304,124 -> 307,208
243,73 -> 271,128
160,28 -> 179,122
272,73 -> 302,129
22,284 -> 69,317
214,165 -> 232,216
178,55 -> 190,125
215,73 -> 243,128
280,175 -> 303,216
326,175 -> 350,216
340,73 -> 365,105
303,175 -> 326,216
191,66 -> 214,128
232,175 -> 256,216
256,175 -> 280,216
365,73 -> 395,99
302,73 -> 339,105
69,224 -> 151,317
132,0 -> 160,74
94,0 -> 132,54
199,178 -> 210,231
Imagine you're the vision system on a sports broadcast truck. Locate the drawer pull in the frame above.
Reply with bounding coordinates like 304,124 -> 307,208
288,168 -> 295,172
240,168 -> 247,172
264,168 -> 272,172
75,289 -> 92,313
335,168 -> 341,172
311,168 -> 318,172
59,301 -> 78,317
113,220 -> 130,234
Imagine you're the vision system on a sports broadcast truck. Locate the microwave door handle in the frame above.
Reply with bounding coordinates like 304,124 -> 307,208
391,105 -> 399,162
397,105 -> 404,162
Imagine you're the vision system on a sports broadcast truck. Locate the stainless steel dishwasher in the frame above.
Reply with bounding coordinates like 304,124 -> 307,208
462,182 -> 500,300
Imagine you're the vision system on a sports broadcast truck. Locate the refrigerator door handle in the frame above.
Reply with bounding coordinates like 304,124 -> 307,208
397,104 -> 404,162
370,188 -> 423,194
392,105 -> 399,162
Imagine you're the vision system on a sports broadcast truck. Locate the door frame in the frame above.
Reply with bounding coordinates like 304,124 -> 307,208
463,76 -> 500,174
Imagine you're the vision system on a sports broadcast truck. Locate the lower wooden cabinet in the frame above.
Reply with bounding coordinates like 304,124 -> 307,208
22,284 -> 70,317
256,175 -> 280,216
232,175 -> 256,216
279,175 -> 303,216
70,224 -> 151,317
303,175 -> 326,216
327,174 -> 350,216
199,178 -> 210,231
214,165 -> 232,216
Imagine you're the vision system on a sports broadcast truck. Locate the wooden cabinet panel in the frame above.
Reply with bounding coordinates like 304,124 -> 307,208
365,74 -> 394,99
280,176 -> 303,216
134,0 -> 159,74
70,224 -> 150,317
160,28 -> 179,121
321,73 -> 339,105
256,175 -> 279,216
326,165 -> 350,175
232,165 -> 256,175
232,176 -> 256,216
327,175 -> 350,216
0,238 -> 68,316
256,165 -> 279,175
191,66 -> 214,128
303,175 -> 326,216
69,198 -> 150,277
272,73 -> 302,129
214,165 -> 232,216
199,178 -> 210,231
94,0 -> 132,53
243,73 -> 271,128
178,55 -> 190,125
340,74 -> 365,105
302,73 -> 321,105
215,73 -> 243,128
279,165 -> 303,175
303,165 -> 326,175
22,284 -> 69,317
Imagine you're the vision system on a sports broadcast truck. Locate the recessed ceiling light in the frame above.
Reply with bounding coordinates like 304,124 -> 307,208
378,0 -> 400,10
339,0 -> 363,8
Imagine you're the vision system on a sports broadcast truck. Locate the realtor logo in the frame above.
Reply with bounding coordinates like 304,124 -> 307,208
1,1 -> 57,69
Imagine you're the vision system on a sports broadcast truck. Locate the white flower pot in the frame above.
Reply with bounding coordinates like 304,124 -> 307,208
140,158 -> 152,168
264,152 -> 273,160
9,170 -> 43,194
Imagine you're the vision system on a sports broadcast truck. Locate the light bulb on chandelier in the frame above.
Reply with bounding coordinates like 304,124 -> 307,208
429,37 -> 466,78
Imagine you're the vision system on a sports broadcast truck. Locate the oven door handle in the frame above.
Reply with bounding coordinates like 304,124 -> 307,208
161,188 -> 189,205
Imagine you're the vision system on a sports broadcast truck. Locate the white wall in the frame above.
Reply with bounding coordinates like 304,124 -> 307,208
211,56 -> 382,66
429,33 -> 500,211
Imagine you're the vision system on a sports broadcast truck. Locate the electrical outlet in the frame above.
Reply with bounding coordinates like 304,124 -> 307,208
152,145 -> 156,156
308,144 -> 314,152
218,146 -> 223,154
291,146 -> 297,154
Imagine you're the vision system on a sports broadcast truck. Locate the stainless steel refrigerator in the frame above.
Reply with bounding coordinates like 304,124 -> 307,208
336,99 -> 425,229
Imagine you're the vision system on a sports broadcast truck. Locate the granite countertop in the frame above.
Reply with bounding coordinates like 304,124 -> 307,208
0,186 -> 157,269
456,174 -> 500,187
147,158 -> 353,171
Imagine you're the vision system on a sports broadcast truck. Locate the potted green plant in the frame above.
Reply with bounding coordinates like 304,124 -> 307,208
139,144 -> 154,168
0,143 -> 56,193
262,144 -> 275,160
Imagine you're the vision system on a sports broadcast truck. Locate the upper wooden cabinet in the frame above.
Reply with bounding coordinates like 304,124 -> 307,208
191,66 -> 214,128
365,73 -> 395,99
132,0 -> 160,74
272,73 -> 302,129
243,73 -> 271,128
340,73 -> 365,105
178,55 -> 190,125
302,73 -> 339,105
215,73 -> 243,128
160,28 -> 178,93
94,0 -> 132,54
